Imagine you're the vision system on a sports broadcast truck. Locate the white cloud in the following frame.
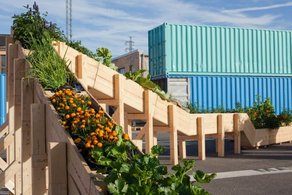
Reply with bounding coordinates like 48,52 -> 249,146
0,0 -> 290,55
223,1 -> 292,13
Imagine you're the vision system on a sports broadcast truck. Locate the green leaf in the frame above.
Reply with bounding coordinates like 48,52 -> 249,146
193,170 -> 216,184
98,156 -> 112,166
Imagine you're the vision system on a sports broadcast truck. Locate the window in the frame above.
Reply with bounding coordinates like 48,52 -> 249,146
129,65 -> 133,72
0,55 -> 6,73
118,67 -> 126,74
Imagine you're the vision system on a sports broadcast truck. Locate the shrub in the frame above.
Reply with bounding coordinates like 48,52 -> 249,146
12,2 -> 66,49
278,110 -> 292,126
247,97 -> 280,129
27,32 -> 72,90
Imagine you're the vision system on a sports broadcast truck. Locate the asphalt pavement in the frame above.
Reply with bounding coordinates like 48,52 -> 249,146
159,139 -> 292,195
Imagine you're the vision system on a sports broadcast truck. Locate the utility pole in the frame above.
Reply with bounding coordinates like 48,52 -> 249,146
66,0 -> 72,40
125,36 -> 134,52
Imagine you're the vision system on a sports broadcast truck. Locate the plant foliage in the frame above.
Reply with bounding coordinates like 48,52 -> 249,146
125,70 -> 172,101
96,47 -> 117,70
12,2 -> 66,49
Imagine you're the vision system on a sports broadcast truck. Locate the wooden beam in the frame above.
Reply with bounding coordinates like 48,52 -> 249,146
76,54 -> 83,79
217,115 -> 225,157
234,114 -> 241,154
197,117 -> 205,160
31,104 -> 47,195
153,126 -> 169,132
21,78 -> 34,194
0,157 -> 8,171
179,140 -> 186,160
169,105 -> 178,165
0,161 -> 19,187
111,74 -> 125,129
14,58 -> 26,195
144,90 -> 153,153
0,133 -> 14,152
48,142 -> 67,195
153,131 -> 158,146
135,128 -> 145,140
127,113 -> 145,120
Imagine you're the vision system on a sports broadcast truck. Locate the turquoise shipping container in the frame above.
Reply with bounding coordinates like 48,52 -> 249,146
148,23 -> 292,78
0,74 -> 6,125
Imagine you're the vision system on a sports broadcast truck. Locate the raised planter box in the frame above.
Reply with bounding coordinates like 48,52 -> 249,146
241,126 -> 292,148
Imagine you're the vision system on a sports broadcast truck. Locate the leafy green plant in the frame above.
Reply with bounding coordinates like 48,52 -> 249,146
12,2 -> 66,49
278,110 -> 292,126
96,47 -> 117,70
247,97 -> 280,129
27,32 -> 72,90
67,40 -> 98,60
125,70 -> 172,101
92,144 -> 215,195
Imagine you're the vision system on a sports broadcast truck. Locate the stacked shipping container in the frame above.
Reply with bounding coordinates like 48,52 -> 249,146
148,23 -> 292,113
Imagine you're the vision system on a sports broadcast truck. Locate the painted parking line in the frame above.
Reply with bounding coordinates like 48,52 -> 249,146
190,166 -> 292,181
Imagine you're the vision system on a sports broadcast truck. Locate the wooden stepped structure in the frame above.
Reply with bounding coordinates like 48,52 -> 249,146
1,39 -> 291,195
54,42 -> 243,164
0,40 -> 105,194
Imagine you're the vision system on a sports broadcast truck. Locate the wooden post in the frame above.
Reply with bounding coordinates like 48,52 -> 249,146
75,54 -> 83,79
179,139 -> 186,160
14,58 -> 27,194
234,114 -> 241,154
21,78 -> 34,194
31,104 -> 47,195
7,44 -> 19,165
124,117 -> 132,139
144,90 -> 153,154
153,131 -> 158,146
217,115 -> 225,157
111,74 -> 124,129
197,117 -> 205,160
169,105 -> 178,165
48,142 -> 67,195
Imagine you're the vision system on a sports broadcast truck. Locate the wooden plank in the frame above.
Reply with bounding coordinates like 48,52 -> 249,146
0,157 -> 8,171
153,126 -> 169,132
233,114 -> 241,154
21,78 -> 34,194
48,142 -> 67,195
0,161 -> 19,187
153,131 -> 158,146
0,121 -> 8,137
76,54 -> 83,79
0,133 -> 14,152
197,117 -> 205,160
131,140 -> 143,151
67,137 -> 105,194
217,115 -> 225,157
31,104 -> 47,195
127,113 -> 145,120
144,90 -> 153,153
111,74 -> 124,129
169,105 -> 178,165
14,58 -> 26,195
135,128 -> 145,140
179,140 -> 186,160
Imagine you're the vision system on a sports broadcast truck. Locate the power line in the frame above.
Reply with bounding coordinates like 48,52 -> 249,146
125,36 -> 134,52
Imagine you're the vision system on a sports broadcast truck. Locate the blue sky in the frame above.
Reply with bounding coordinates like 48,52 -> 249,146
1,0 -> 292,56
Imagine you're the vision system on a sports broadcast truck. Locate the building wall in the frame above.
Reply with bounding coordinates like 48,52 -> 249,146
113,50 -> 149,74
0,35 -> 8,73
